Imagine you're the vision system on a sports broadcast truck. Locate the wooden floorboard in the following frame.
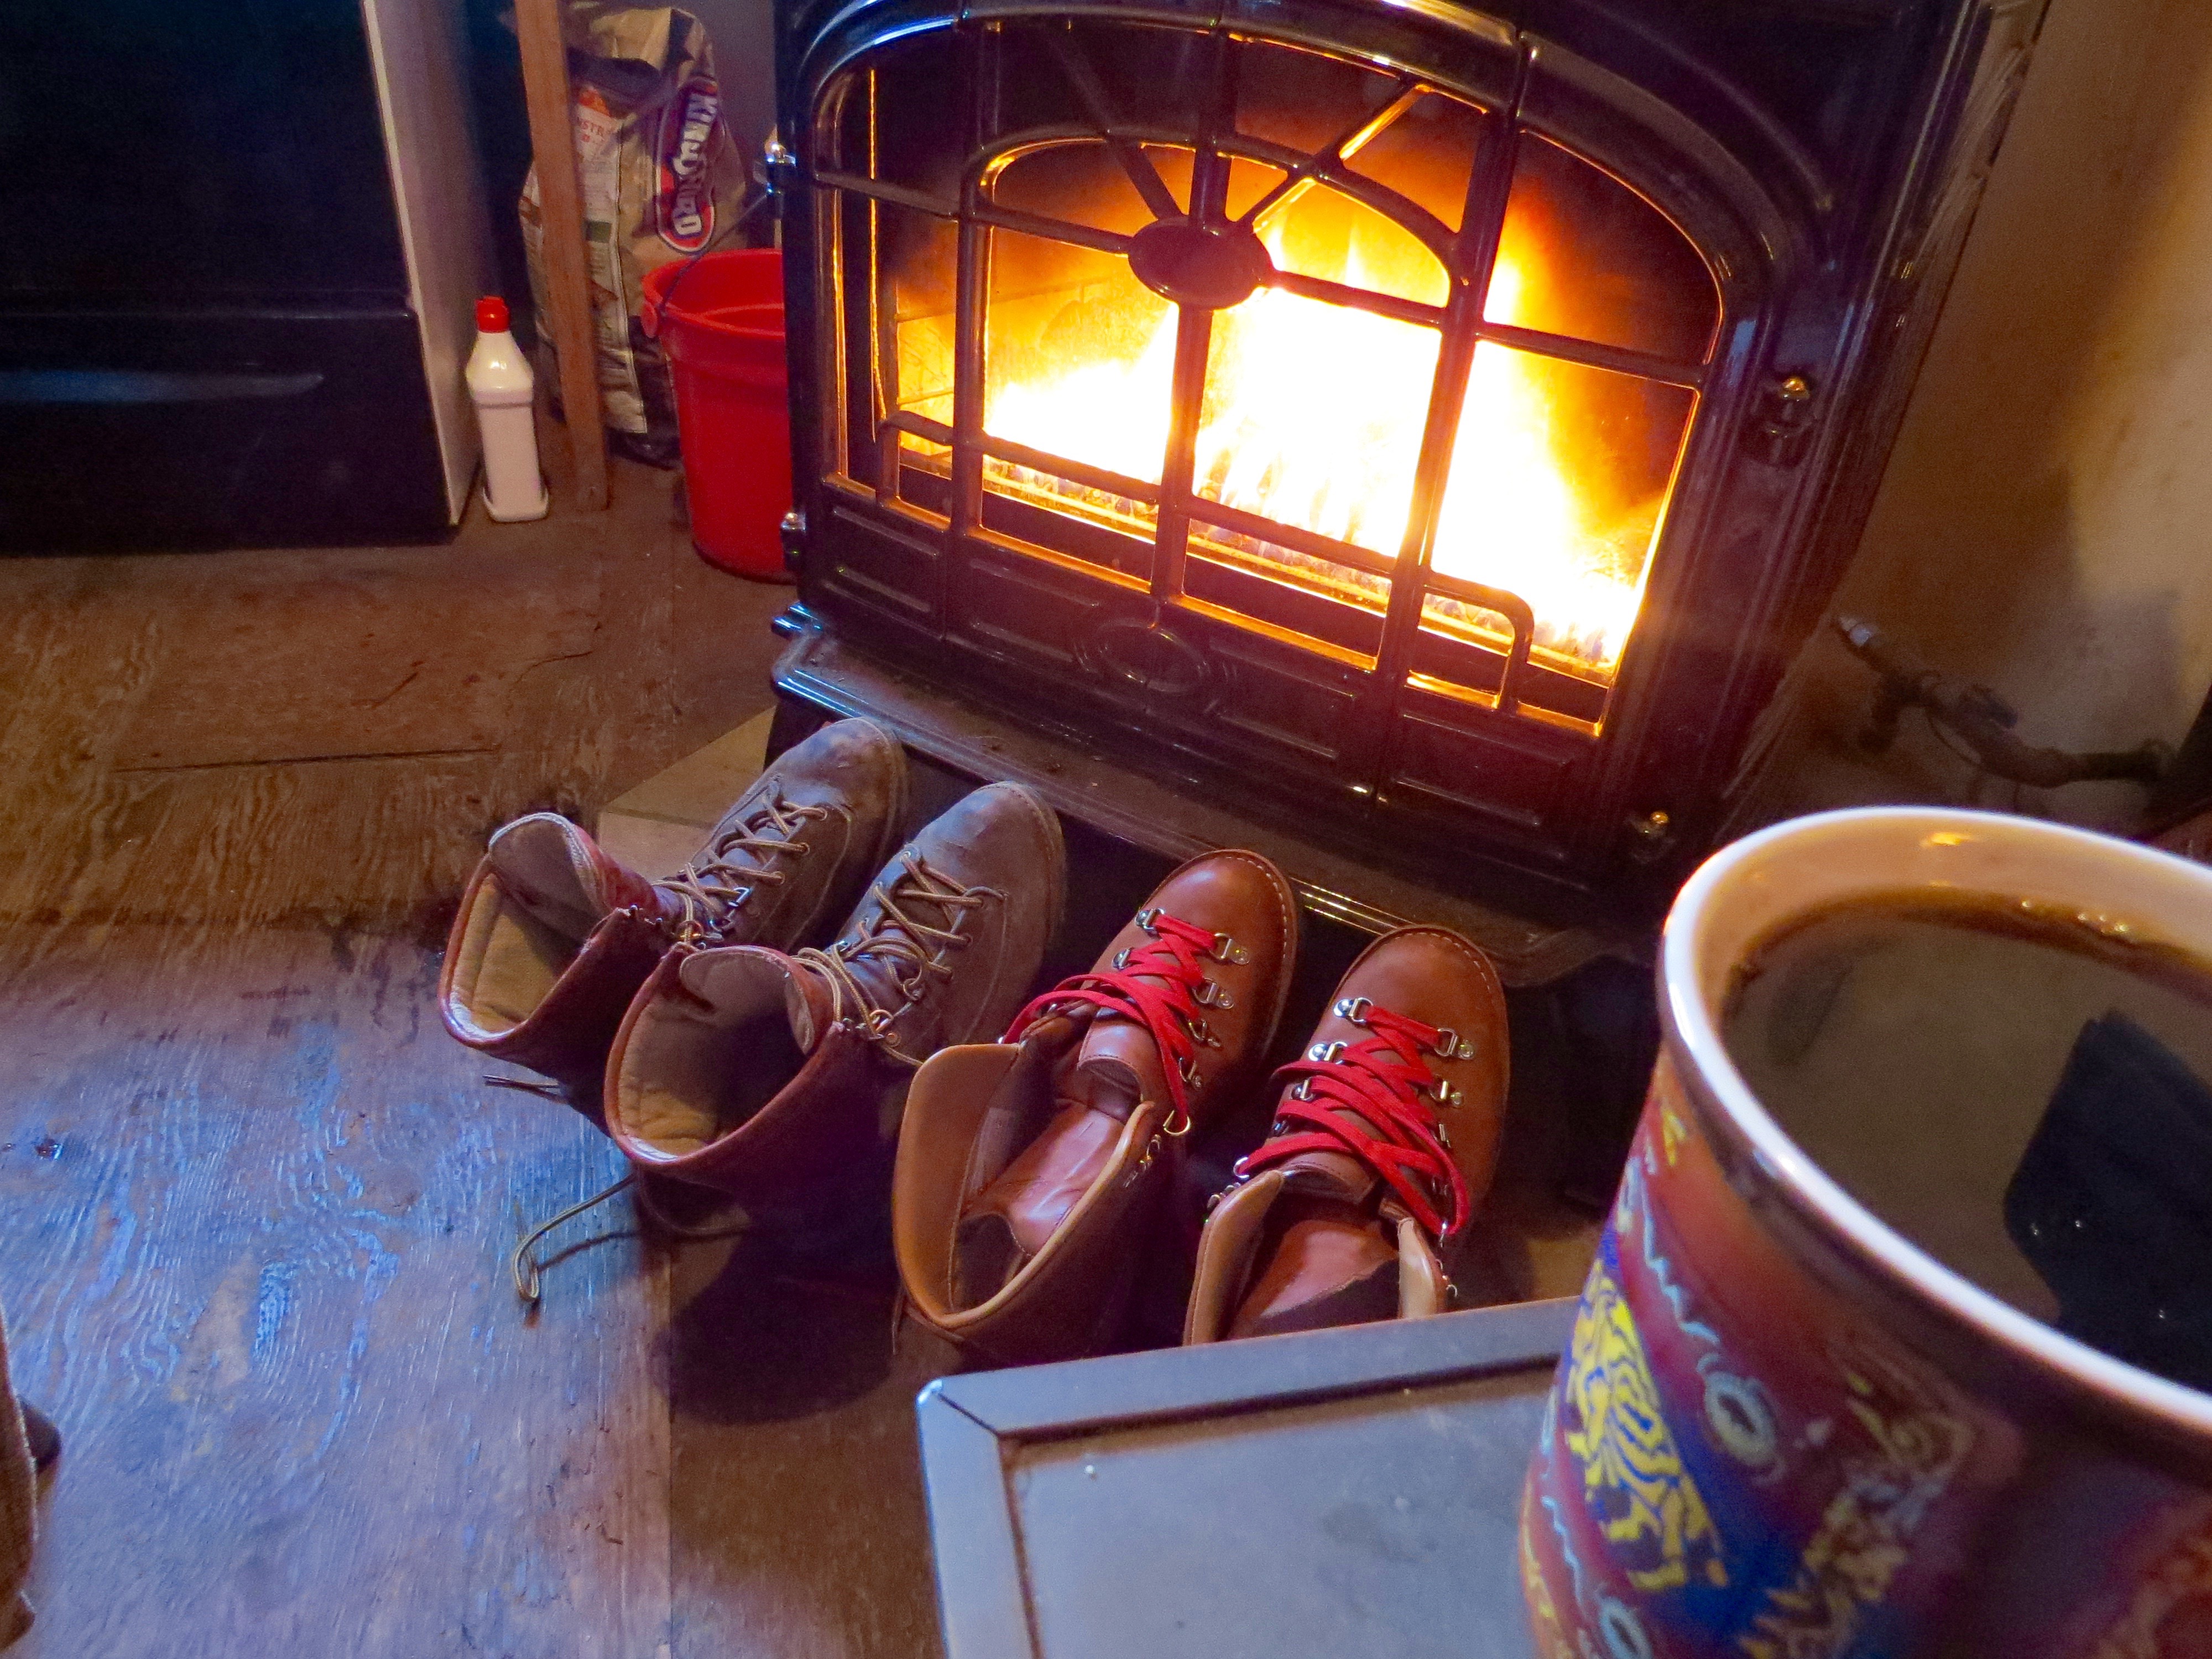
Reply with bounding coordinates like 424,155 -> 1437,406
0,462 -> 787,937
662,1232 -> 948,1659
0,463 -> 947,1657
0,926 -> 668,1658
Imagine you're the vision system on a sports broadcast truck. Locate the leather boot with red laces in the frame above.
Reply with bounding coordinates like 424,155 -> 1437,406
1184,926 -> 1508,1343
439,718 -> 907,1110
599,782 -> 1064,1218
894,851 -> 1297,1366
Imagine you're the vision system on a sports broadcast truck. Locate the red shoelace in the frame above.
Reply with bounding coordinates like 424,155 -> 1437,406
1004,909 -> 1223,1133
1235,1004 -> 1469,1240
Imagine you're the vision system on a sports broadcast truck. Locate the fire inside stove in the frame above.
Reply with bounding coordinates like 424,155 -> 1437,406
821,24 -> 1720,730
983,222 -> 1652,674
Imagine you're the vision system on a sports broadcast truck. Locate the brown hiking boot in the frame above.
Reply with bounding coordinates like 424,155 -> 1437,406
894,850 -> 1298,1366
1184,926 -> 1507,1343
601,782 -> 1065,1214
438,717 -> 908,1108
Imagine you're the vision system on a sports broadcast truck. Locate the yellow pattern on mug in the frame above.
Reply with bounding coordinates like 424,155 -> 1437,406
1566,1264 -> 1729,1592
1738,1349 -> 1972,1659
1517,1490 -> 1578,1659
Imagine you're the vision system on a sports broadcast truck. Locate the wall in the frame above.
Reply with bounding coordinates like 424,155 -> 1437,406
686,0 -> 776,163
1756,0 -> 2212,832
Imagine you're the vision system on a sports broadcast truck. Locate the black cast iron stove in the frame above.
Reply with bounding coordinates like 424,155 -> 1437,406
764,0 -> 2048,984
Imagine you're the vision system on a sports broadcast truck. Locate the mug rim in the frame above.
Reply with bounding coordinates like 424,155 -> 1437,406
1662,804 -> 2212,1438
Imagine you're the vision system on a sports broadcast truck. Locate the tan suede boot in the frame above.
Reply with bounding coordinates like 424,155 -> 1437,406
439,717 -> 907,1110
601,782 -> 1065,1219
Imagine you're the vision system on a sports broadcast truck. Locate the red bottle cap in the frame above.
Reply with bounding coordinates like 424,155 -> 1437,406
476,295 -> 510,333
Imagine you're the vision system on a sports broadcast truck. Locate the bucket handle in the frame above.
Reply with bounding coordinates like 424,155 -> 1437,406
641,189 -> 776,341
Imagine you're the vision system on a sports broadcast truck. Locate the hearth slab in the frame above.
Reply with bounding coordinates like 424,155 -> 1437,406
596,709 -> 775,877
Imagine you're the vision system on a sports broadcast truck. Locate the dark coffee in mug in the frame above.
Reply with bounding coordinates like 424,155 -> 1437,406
1721,890 -> 2212,1390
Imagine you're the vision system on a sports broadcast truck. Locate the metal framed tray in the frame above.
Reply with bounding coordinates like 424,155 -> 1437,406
916,1297 -> 1575,1659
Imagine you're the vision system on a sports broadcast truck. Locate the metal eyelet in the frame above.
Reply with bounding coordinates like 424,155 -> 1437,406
1194,979 -> 1235,1010
1125,1130 -> 1165,1182
1113,947 -> 1132,971
673,905 -> 730,947
1432,1028 -> 1478,1061
1208,932 -> 1248,965
1332,995 -> 1373,1025
1432,1081 -> 1462,1109
1307,1040 -> 1347,1063
1164,1065 -> 1197,1135
1135,908 -> 1161,935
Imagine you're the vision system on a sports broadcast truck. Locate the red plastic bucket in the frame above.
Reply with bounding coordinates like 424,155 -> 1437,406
641,249 -> 792,582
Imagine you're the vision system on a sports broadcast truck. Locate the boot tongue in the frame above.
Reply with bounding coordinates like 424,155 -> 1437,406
488,815 -> 659,940
813,878 -> 962,1036
652,805 -> 787,936
776,957 -> 841,1051
1279,1148 -> 1380,1206
1067,1014 -> 1169,1123
1268,1146 -> 1389,1295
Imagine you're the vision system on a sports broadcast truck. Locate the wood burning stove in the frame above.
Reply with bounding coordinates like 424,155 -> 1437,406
768,0 -> 2047,976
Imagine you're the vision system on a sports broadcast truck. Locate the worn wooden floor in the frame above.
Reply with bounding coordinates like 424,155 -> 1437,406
0,461 -> 946,1656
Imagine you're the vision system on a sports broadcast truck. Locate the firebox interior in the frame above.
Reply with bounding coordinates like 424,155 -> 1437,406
815,20 -> 1719,737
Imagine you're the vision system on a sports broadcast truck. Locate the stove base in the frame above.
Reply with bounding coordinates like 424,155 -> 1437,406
770,608 -> 1634,989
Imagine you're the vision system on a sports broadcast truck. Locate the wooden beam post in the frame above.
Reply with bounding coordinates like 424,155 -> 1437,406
514,0 -> 611,511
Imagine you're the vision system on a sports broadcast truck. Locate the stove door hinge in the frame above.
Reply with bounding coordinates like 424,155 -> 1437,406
1745,373 -> 1818,468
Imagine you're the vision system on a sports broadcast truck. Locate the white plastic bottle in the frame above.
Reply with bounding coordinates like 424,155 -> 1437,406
466,295 -> 549,522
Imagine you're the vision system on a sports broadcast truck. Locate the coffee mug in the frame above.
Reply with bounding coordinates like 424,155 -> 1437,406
1520,807 -> 2212,1659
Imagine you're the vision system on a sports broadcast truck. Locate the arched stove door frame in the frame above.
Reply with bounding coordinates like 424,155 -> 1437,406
784,0 -> 1825,893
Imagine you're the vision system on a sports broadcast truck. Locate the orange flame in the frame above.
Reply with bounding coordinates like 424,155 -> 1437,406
982,219 -> 1665,677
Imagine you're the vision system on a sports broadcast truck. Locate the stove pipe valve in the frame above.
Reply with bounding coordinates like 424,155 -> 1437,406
1833,615 -> 2168,790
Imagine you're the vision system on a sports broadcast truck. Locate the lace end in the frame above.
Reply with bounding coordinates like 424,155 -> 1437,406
512,1173 -> 635,1304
